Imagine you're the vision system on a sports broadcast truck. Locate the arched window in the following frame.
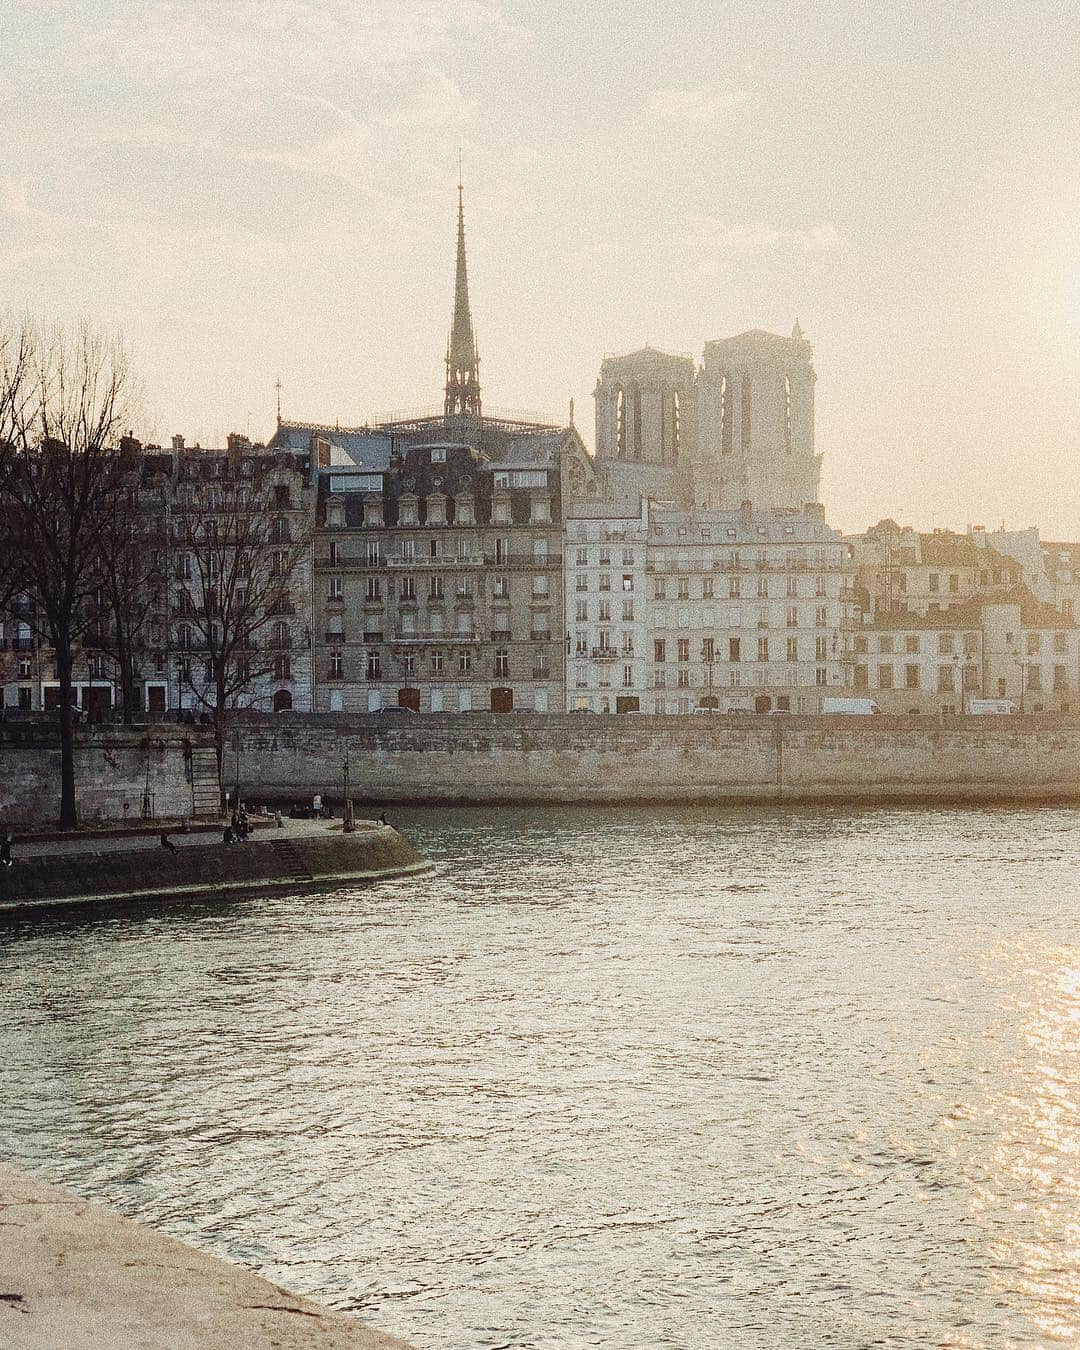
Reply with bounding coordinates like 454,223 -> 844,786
783,375 -> 793,454
272,688 -> 293,712
672,390 -> 681,461
741,378 -> 752,451
720,375 -> 732,454
632,384 -> 643,460
615,387 -> 626,458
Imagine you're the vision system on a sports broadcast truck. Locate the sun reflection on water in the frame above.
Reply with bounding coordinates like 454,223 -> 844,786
967,947 -> 1080,1342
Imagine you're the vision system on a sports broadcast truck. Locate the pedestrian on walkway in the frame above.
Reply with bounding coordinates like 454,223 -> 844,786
160,832 -> 178,855
0,834 -> 12,868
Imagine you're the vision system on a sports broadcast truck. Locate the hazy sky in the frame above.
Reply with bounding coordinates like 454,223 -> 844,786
2,1 -> 1079,535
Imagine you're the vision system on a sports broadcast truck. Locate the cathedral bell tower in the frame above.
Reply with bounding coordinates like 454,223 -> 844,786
444,183 -> 481,418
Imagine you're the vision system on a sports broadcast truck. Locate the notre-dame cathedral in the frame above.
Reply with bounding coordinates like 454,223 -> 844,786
591,324 -> 821,513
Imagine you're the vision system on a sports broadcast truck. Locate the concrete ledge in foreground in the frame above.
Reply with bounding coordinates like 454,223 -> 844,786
0,1165 -> 414,1350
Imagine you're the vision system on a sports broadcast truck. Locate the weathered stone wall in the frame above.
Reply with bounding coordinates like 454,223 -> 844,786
0,725 -> 214,826
233,712 -> 1080,804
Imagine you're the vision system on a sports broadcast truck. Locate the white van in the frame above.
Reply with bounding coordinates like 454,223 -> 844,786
821,697 -> 882,715
966,698 -> 1017,715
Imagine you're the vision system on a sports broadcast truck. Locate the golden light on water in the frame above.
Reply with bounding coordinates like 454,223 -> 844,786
967,948 -> 1080,1342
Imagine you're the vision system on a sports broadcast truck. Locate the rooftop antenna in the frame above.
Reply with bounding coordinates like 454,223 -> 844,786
274,378 -> 283,427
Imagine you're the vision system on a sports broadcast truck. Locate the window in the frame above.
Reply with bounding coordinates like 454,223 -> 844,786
787,606 -> 798,628
328,576 -> 343,600
729,576 -> 741,599
729,637 -> 741,662
599,600 -> 611,622
366,576 -> 380,601
327,650 -> 344,679
457,577 -> 474,599
949,574 -> 959,593
623,664 -> 634,688
677,669 -> 690,688
494,576 -> 509,600
622,599 -> 634,622
599,548 -> 611,566
576,573 -> 588,592
459,651 -> 471,675
654,639 -> 666,663
879,664 -> 894,689
929,574 -> 940,593
815,636 -> 827,660
1026,632 -> 1041,656
815,606 -> 828,627
787,575 -> 798,598
599,573 -> 611,592
879,635 -> 894,654
905,635 -> 919,654
757,576 -> 768,598
328,540 -> 339,566
678,578 -> 690,600
535,650 -> 550,679
938,665 -> 955,692
432,650 -> 444,674
677,639 -> 689,662
430,575 -> 443,601
576,632 -> 588,656
905,663 -> 919,689
816,668 -> 827,686
495,538 -> 509,565
1027,664 -> 1042,693
654,578 -> 666,600
938,632 -> 954,656
702,577 -> 714,599
757,637 -> 769,662
576,546 -> 588,566
495,648 -> 509,678
401,575 -> 416,601
575,600 -> 588,623
654,670 -> 667,688
532,575 -> 549,597
622,574 -> 634,592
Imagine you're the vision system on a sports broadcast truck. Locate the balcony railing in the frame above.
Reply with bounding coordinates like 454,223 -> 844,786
392,630 -> 481,644
592,647 -> 618,660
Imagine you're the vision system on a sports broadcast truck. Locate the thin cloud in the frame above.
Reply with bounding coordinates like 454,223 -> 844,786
646,86 -> 750,124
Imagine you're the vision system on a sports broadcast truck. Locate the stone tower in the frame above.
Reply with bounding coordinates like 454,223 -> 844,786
444,184 -> 481,418
592,347 -> 697,465
695,325 -> 820,510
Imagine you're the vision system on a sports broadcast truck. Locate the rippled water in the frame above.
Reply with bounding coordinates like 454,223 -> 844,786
2,805 -> 1079,1347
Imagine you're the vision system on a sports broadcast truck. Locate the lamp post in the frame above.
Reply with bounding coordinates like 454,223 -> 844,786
342,745 -> 354,832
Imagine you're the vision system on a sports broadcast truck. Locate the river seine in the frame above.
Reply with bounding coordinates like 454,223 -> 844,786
2,804 -> 1079,1347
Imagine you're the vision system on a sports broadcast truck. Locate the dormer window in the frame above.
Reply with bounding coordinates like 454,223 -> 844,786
431,447 -> 447,463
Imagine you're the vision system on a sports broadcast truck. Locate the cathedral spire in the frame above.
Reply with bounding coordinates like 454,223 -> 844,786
445,181 -> 481,417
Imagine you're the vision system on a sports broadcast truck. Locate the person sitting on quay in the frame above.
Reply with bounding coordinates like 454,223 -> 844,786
1,834 -> 12,868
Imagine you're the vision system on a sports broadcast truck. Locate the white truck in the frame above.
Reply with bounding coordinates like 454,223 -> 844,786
966,698 -> 1017,715
821,697 -> 882,715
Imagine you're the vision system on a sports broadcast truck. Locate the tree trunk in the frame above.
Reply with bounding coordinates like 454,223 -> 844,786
213,697 -> 226,815
118,648 -> 136,725
55,641 -> 78,830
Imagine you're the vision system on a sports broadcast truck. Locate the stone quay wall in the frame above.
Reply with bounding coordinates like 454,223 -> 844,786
0,724 -> 215,827
234,712 -> 1080,805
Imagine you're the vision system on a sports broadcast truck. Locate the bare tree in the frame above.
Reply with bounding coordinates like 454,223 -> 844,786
172,457 -> 308,792
0,323 -> 130,827
0,320 -> 35,614
93,472 -> 167,723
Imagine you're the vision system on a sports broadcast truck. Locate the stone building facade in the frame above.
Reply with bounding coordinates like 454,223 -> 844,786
591,324 -> 820,514
846,593 -> 1079,714
0,438 -> 315,717
563,498 -> 854,714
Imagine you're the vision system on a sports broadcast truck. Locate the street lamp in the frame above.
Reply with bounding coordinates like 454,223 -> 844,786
342,745 -> 354,832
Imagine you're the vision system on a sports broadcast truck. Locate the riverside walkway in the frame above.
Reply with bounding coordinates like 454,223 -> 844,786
0,1165 -> 412,1349
0,817 -> 430,913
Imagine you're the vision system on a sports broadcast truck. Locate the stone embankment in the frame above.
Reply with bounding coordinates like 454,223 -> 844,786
235,710 -> 1080,804
0,1164 -> 412,1350
0,818 -> 430,914
0,723 -> 221,827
